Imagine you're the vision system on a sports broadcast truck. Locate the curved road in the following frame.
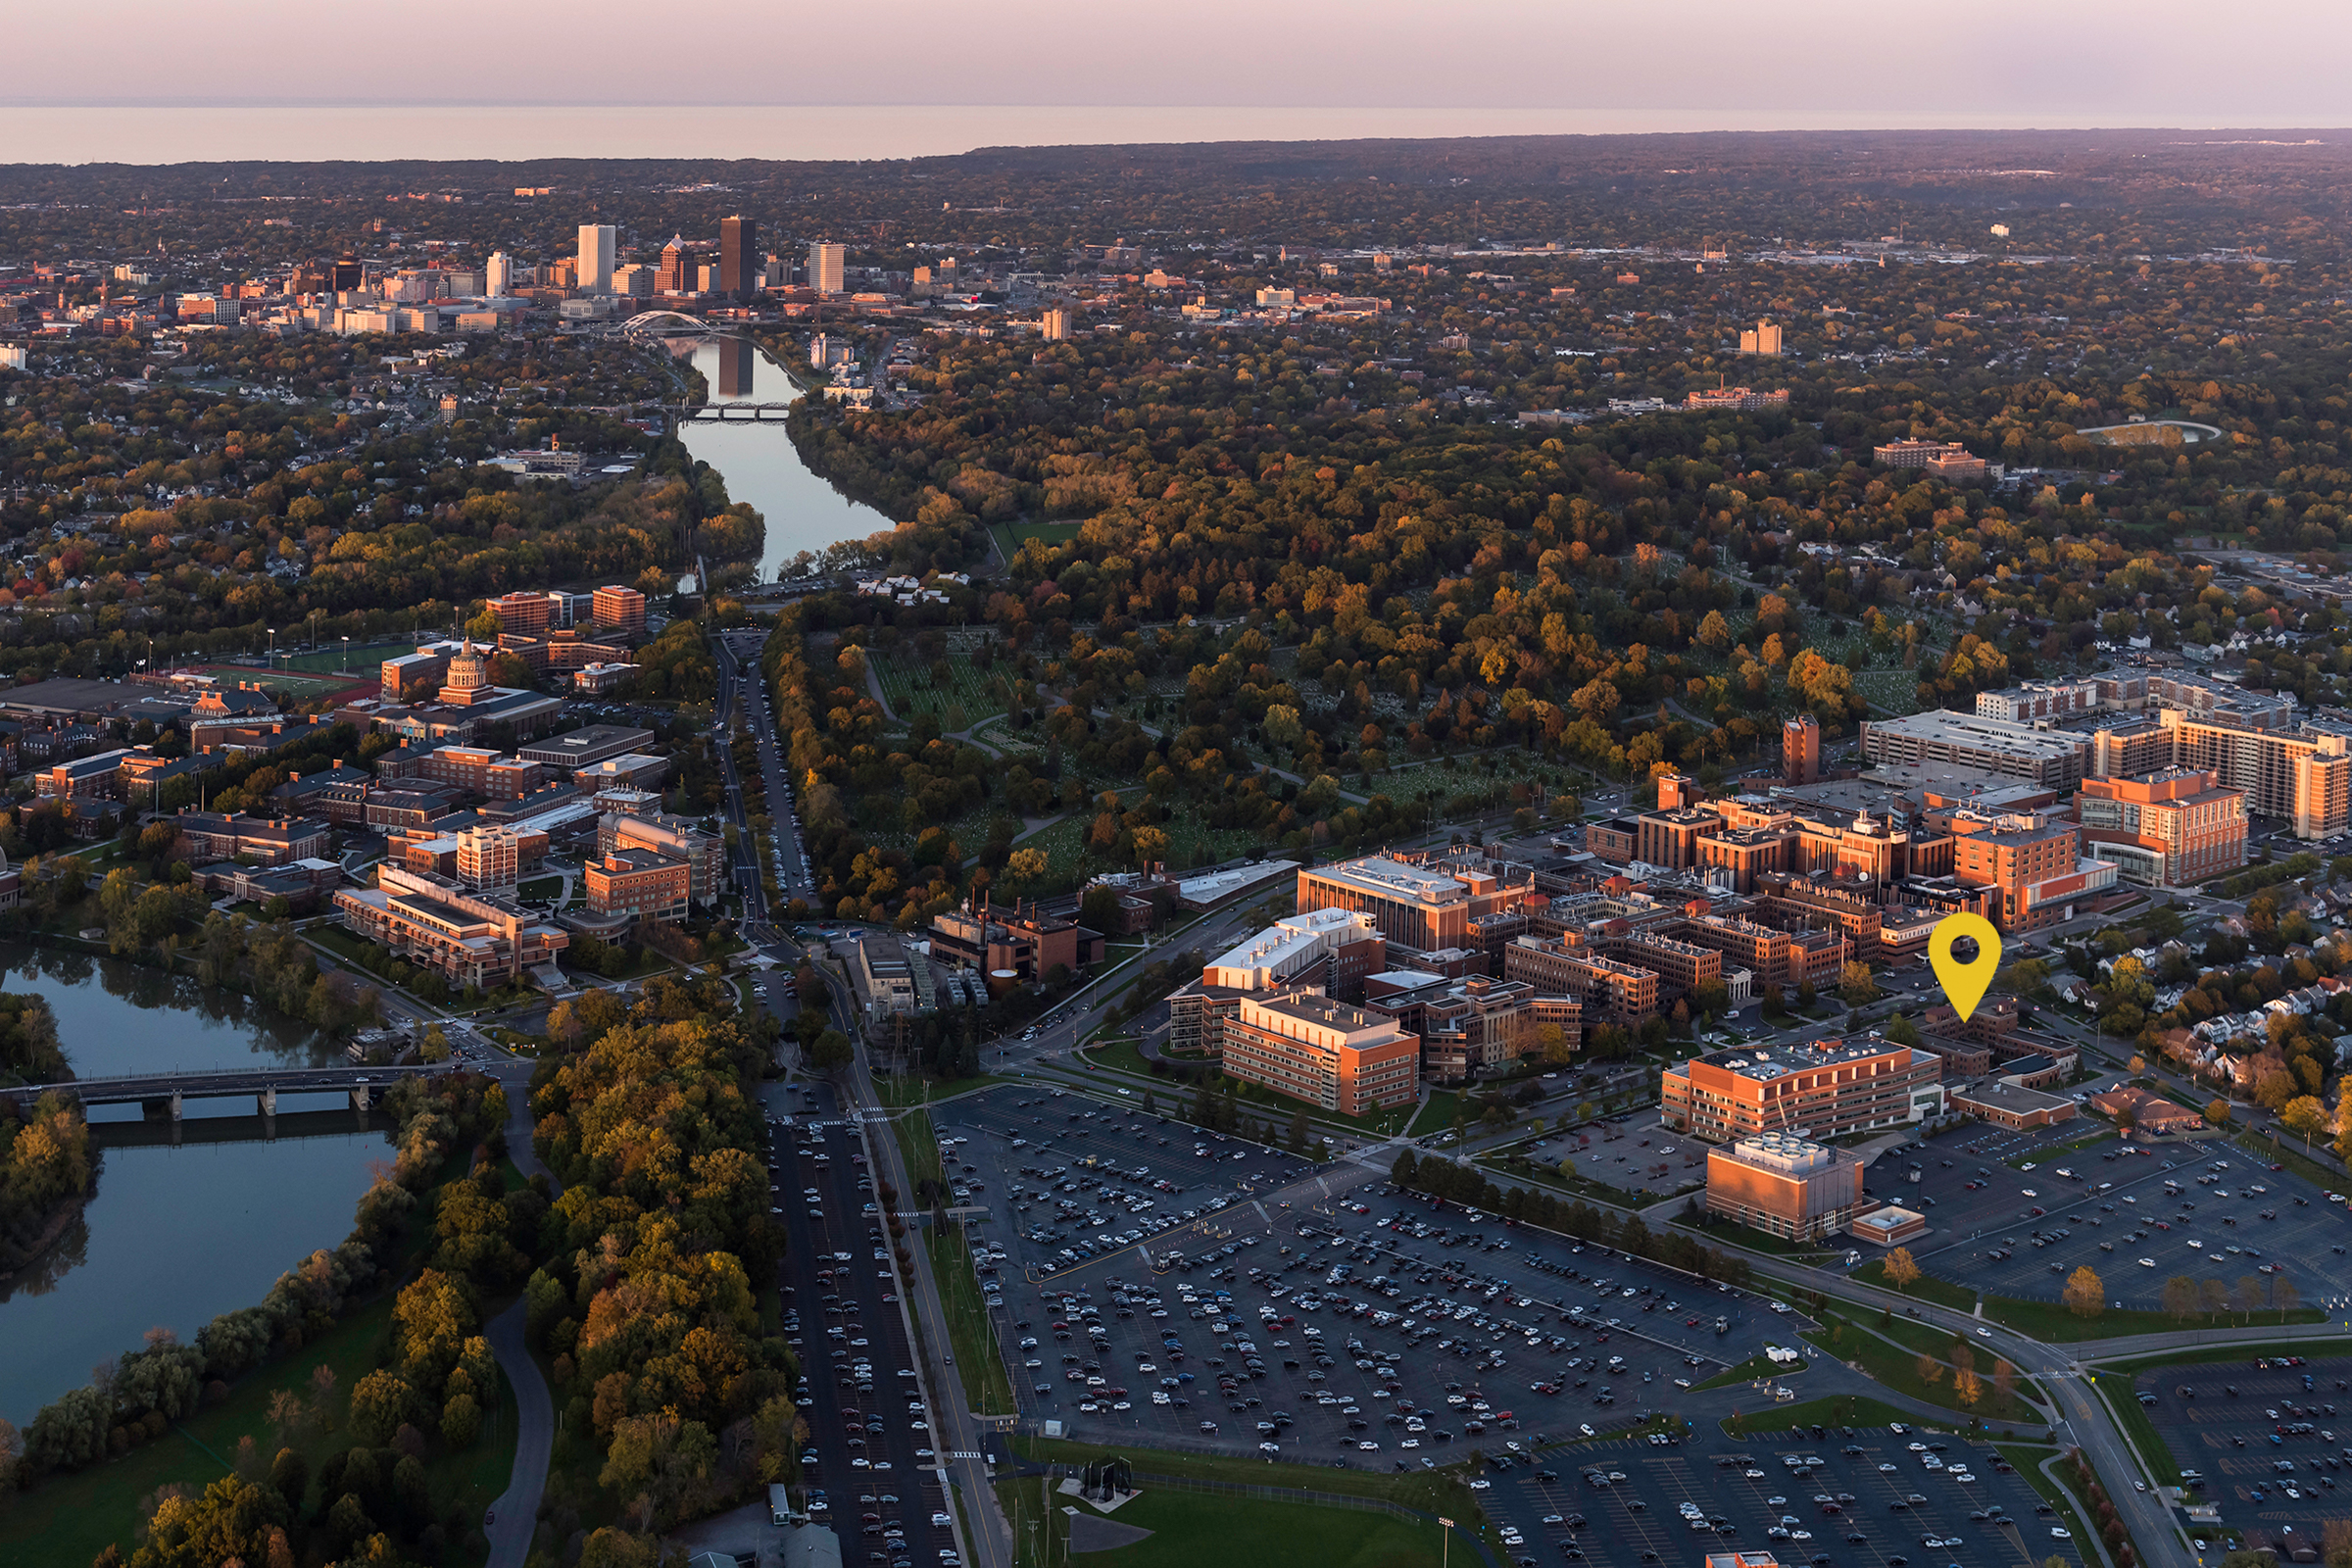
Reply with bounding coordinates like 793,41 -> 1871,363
484,1060 -> 560,1568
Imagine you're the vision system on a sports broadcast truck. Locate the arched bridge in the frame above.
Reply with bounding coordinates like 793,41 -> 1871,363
2,1063 -> 440,1118
620,310 -> 722,340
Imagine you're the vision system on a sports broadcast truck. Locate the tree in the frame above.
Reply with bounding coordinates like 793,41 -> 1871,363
1131,825 -> 1168,870
348,1370 -> 419,1446
2161,1275 -> 2198,1322
441,1391 -> 481,1448
1992,1360 -> 2017,1410
2272,1274 -> 2302,1321
2281,1096 -> 2327,1150
2233,1274 -> 2268,1321
1883,1248 -> 1922,1293
1914,1352 -> 1943,1387
418,1025 -> 451,1064
2203,1099 -> 2232,1128
2199,1278 -> 2230,1321
808,1028 -> 855,1071
1838,960 -> 1880,1006
1002,846 -> 1050,896
2062,1265 -> 2105,1319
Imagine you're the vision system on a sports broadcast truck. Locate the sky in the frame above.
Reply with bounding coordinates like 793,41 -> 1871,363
6,0 -> 2347,125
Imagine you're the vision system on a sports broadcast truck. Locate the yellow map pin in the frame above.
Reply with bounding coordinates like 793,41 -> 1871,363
1929,912 -> 2002,1022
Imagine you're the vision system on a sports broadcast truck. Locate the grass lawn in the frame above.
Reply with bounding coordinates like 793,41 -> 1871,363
1674,1216 -> 1838,1260
2004,1128 -> 2124,1168
1847,1255 -> 2325,1340
2091,1337 -> 2352,1376
893,1107 -> 947,1193
1078,1036 -> 1159,1079
1720,1394 -> 1924,1438
871,1071 -> 1026,1109
1694,1351 -> 1808,1391
2230,1129 -> 2346,1195
1024,1485 -> 1447,1568
869,645 -> 1015,729
263,641 -> 414,674
1014,1433 -> 1487,1518
925,1226 -> 1016,1416
1406,1093 -> 1463,1139
2089,1376 -> 2182,1487
1980,1294 -> 2324,1342
1805,1309 -> 2044,1424
0,1295 -> 517,1568
1850,1259 -> 1977,1310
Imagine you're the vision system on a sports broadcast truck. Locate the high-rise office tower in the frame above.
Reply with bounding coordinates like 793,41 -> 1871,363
331,254 -> 365,293
657,235 -> 691,296
719,216 -> 759,301
576,223 -> 616,295
485,251 -> 514,298
808,241 -> 845,294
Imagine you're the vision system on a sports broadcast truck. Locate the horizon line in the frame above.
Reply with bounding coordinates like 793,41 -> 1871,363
0,101 -> 2344,131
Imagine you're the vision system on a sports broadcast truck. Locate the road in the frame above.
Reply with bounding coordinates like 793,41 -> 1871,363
713,628 -> 1016,1568
483,1060 -> 560,1568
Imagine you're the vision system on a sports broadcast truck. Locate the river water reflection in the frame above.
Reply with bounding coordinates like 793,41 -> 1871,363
0,943 -> 387,1423
671,337 -> 894,581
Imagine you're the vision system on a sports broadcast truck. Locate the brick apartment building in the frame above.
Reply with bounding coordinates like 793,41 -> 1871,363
1662,1038 -> 1945,1143
590,584 -> 648,637
1220,989 -> 1421,1115
584,847 -> 691,924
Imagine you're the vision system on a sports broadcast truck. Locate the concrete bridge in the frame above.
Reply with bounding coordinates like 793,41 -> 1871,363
2,1064 -> 438,1121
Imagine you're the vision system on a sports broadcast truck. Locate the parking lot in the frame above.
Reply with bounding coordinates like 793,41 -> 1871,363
2133,1355 -> 2352,1554
934,1086 -> 1793,1465
1480,1425 -> 2083,1568
1512,1123 -> 1710,1202
763,1081 -> 958,1568
1897,1125 -> 2352,1311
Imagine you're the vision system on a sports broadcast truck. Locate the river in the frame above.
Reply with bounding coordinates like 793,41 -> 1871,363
0,944 -> 389,1424
671,336 -> 894,581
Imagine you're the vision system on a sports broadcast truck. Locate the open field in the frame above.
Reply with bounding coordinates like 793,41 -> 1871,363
193,663 -> 372,699
1020,1484 -> 1446,1568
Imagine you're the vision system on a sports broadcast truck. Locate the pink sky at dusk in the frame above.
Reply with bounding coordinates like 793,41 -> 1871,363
5,0 -> 2343,123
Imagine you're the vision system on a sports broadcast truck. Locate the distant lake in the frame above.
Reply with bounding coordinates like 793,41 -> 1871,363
0,104 -> 2160,166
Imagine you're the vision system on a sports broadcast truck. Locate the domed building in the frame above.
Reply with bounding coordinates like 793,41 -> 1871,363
436,640 -> 494,706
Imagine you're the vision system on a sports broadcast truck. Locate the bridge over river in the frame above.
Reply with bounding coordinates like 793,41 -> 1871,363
1,1064 -> 439,1120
